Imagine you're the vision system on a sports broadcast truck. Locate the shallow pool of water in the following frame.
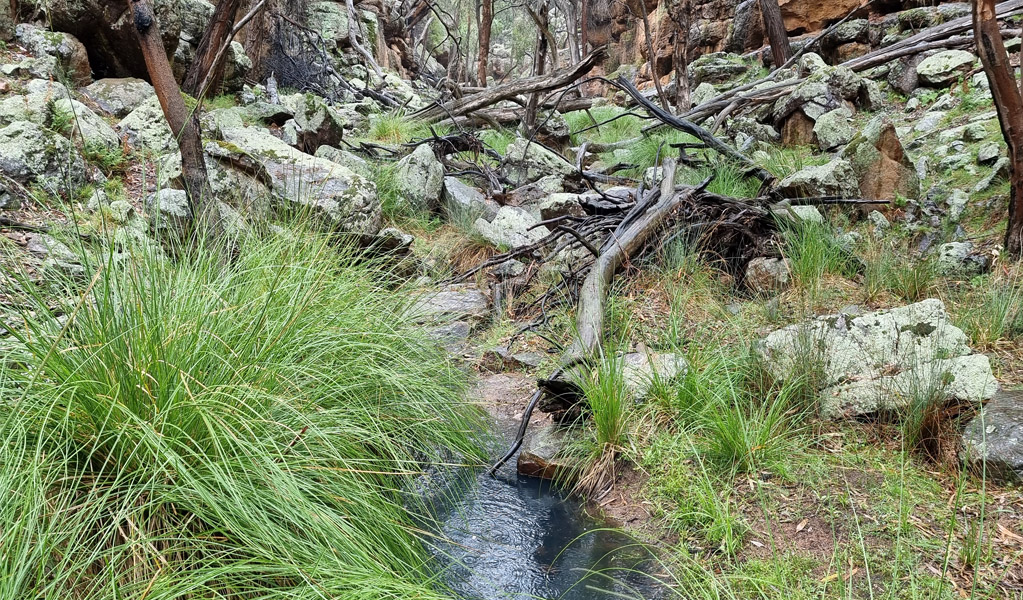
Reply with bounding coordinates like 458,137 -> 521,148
419,431 -> 666,600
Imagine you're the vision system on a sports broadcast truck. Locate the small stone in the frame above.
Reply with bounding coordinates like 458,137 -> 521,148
474,206 -> 550,250
947,189 -> 969,222
961,390 -> 1023,483
868,210 -> 890,237
411,285 -> 489,322
974,156 -> 1011,192
905,97 -> 921,112
976,142 -> 1001,166
745,257 -> 792,294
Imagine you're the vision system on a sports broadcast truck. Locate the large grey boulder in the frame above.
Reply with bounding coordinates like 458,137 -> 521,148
145,188 -> 191,242
503,137 -> 575,184
757,299 -> 998,419
474,206 -> 550,250
776,158 -> 860,199
441,176 -> 498,221
622,351 -> 688,399
55,99 -> 120,151
81,78 -> 155,117
394,144 -> 444,211
314,145 -> 372,178
916,50 -> 977,87
214,127 -> 381,234
281,93 -> 365,153
774,57 -> 878,142
14,24 -> 91,86
118,96 -> 175,152
19,0 -> 180,80
935,241 -> 989,277
813,107 -> 854,151
0,121 -> 86,190
961,390 -> 1023,482
689,52 -> 750,86
0,87 -> 115,152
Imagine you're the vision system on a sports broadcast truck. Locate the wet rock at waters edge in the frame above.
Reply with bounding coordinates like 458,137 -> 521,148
394,144 -> 445,212
745,257 -> 792,294
410,284 -> 490,323
961,390 -> 1023,483
517,423 -> 580,480
757,299 -> 998,419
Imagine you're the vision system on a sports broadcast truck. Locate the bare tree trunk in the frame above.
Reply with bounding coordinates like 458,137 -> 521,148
524,0 -> 551,136
975,0 -> 1023,256
638,0 -> 669,111
669,0 -> 691,111
580,0 -> 589,52
477,0 -> 492,85
128,0 -> 220,246
183,0 -> 242,97
760,0 -> 791,67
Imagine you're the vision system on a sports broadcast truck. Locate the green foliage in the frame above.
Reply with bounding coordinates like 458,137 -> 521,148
369,112 -> 447,144
81,141 -> 127,175
204,93 -> 239,110
863,246 -> 939,303
0,228 -> 484,598
677,163 -> 763,198
43,99 -> 73,134
759,146 -> 831,179
781,221 -> 858,292
955,276 -> 1023,346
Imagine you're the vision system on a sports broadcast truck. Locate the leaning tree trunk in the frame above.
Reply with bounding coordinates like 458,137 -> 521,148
974,0 -> 1023,256
668,0 -> 691,111
183,0 -> 242,97
760,0 -> 791,68
477,0 -> 492,86
128,0 -> 221,246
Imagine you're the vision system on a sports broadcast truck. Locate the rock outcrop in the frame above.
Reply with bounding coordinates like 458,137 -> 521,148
758,300 -> 998,420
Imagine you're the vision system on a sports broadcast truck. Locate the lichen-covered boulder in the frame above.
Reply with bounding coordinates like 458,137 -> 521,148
745,257 -> 792,294
81,78 -> 155,117
689,52 -> 750,86
841,116 -> 920,201
935,241 -> 989,277
776,158 -> 860,199
474,206 -> 549,250
214,127 -> 381,234
281,93 -> 365,153
20,0 -> 180,79
442,176 -> 498,221
774,57 -> 879,147
757,299 -> 998,419
813,107 -> 854,151
394,144 -> 445,212
14,24 -> 91,86
961,391 -> 1023,483
916,50 -> 977,87
622,351 -> 688,399
315,145 -> 372,178
0,120 -> 86,189
118,96 -> 175,152
503,137 -> 575,184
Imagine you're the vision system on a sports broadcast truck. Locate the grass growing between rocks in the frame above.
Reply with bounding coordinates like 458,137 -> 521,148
0,227 -> 486,598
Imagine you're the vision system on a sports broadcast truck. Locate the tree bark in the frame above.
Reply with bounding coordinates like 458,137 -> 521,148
183,0 -> 242,97
477,0 -> 493,86
128,0 -> 219,245
974,0 -> 1023,256
669,0 -> 691,111
638,0 -> 669,111
760,0 -> 791,68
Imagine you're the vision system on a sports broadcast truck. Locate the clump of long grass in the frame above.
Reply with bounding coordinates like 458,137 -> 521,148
0,227 -> 484,598
781,220 -> 858,293
956,276 -> 1023,346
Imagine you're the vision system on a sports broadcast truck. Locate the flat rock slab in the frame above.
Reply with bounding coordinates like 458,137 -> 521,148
517,423 -> 576,480
962,390 -> 1023,483
410,285 -> 489,323
758,299 -> 998,419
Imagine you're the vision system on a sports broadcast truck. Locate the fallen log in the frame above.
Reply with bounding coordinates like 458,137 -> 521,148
413,48 -> 607,123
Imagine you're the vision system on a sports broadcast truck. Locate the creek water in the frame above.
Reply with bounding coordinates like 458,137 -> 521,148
419,419 -> 667,600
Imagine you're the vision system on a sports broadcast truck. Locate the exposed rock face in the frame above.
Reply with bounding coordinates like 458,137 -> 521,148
622,351 -> 688,398
442,177 -> 499,221
213,127 -> 381,234
23,0 -> 181,79
689,52 -> 749,86
961,390 -> 1023,483
81,78 -> 156,117
757,299 -> 998,420
776,158 -> 860,199
503,138 -> 575,184
916,50 -> 977,87
841,117 -> 920,201
118,96 -> 175,152
474,206 -> 550,250
281,93 -> 365,154
15,24 -> 91,86
0,121 -> 86,190
395,144 -> 445,212
777,0 -> 863,34
410,284 -> 490,323
935,241 -> 990,277
745,257 -> 792,294
774,58 -> 879,146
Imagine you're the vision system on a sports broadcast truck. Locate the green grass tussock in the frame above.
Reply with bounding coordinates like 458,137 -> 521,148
0,229 -> 484,598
